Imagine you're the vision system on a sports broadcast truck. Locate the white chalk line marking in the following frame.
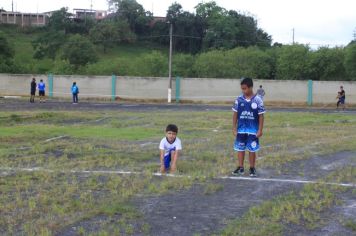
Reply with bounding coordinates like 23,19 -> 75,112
1,167 -> 355,188
43,135 -> 68,143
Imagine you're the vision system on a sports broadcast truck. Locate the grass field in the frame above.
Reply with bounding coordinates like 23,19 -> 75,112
0,105 -> 355,235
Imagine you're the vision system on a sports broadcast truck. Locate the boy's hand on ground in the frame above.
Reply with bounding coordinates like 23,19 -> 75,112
256,130 -> 263,138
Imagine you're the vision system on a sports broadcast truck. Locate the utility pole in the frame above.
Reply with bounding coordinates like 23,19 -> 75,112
168,23 -> 173,103
11,0 -> 14,12
292,28 -> 295,44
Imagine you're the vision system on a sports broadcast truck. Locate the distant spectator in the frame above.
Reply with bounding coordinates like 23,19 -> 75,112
71,82 -> 79,104
30,78 -> 36,103
38,79 -> 46,103
337,86 -> 346,110
257,85 -> 266,100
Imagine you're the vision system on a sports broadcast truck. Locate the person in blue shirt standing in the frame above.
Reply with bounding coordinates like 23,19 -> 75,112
232,78 -> 265,177
38,79 -> 46,103
71,82 -> 79,104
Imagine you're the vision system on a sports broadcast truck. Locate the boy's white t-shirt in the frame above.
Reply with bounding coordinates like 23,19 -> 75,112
159,137 -> 182,156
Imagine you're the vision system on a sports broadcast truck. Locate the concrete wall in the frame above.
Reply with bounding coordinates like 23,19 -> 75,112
52,75 -> 112,98
179,78 -> 308,103
313,81 -> 356,104
0,73 -> 354,105
0,74 -> 47,96
117,77 -> 175,99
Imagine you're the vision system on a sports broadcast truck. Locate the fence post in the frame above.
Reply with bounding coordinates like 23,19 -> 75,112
111,74 -> 117,101
48,73 -> 53,98
175,76 -> 181,103
307,80 -> 313,106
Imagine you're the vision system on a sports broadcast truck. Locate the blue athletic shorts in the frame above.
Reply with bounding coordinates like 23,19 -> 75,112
234,133 -> 260,152
164,153 -> 172,169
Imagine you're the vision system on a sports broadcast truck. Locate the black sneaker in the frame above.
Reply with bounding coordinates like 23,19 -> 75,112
249,167 -> 257,177
232,167 -> 244,176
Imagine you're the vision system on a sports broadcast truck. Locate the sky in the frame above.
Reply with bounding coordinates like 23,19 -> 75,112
1,0 -> 355,46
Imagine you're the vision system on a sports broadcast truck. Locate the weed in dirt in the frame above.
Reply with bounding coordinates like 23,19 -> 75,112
344,219 -> 356,231
203,182 -> 224,195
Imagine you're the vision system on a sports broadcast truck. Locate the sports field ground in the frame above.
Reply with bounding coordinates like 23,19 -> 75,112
0,99 -> 355,235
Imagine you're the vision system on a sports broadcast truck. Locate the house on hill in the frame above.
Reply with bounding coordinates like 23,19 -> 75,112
0,10 -> 48,27
73,9 -> 107,20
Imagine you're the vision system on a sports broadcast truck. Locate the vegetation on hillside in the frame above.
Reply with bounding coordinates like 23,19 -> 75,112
0,0 -> 355,80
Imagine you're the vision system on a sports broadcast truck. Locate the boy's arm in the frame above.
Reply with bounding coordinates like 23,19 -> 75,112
170,150 -> 180,173
160,149 -> 165,166
256,114 -> 264,138
232,111 -> 238,137
160,149 -> 165,172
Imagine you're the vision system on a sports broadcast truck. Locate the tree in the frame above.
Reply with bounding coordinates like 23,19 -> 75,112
308,47 -> 346,81
0,31 -> 15,72
109,0 -> 153,36
47,7 -> 73,33
195,1 -> 272,50
62,34 -> 98,68
275,44 -> 311,80
229,47 -> 273,79
89,21 -> 135,53
344,42 -> 356,80
32,31 -> 66,60
66,17 -> 96,35
165,3 -> 203,53
32,8 -> 72,60
193,47 -> 273,78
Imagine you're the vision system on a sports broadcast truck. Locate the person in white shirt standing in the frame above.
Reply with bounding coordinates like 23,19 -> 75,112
256,85 -> 266,101
159,124 -> 182,174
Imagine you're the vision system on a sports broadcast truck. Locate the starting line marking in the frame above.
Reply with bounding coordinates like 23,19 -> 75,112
43,136 -> 68,143
1,167 -> 355,188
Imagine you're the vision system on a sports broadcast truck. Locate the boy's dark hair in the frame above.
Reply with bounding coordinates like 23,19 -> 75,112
166,124 -> 178,133
73,82 -> 77,85
241,77 -> 253,88
40,79 -> 43,82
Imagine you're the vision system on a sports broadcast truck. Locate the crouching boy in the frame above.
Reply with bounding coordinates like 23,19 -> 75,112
159,124 -> 182,174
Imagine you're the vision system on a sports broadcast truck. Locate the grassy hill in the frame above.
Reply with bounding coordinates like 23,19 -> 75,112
1,25 -> 169,76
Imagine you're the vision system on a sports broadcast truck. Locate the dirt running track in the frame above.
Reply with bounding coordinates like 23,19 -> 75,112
1,99 -> 356,114
132,152 -> 356,236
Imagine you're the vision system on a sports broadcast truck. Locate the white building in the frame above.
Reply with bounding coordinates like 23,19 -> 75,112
0,11 -> 48,27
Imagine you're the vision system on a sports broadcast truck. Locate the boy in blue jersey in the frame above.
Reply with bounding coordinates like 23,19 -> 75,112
38,79 -> 46,103
232,78 -> 265,177
159,124 -> 182,174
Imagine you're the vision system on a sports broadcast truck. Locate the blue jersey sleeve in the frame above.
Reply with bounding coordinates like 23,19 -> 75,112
257,97 -> 266,114
232,98 -> 239,112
